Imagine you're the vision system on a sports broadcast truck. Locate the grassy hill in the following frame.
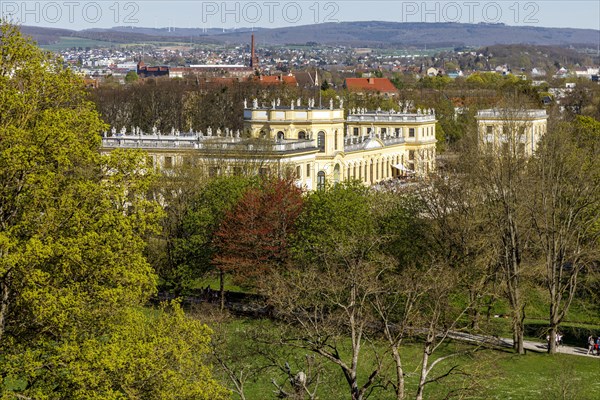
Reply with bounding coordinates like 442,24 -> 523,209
20,21 -> 600,49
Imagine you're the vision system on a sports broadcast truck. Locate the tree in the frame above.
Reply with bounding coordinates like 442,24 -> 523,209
213,177 -> 304,308
148,173 -> 254,295
456,102 -> 533,355
0,22 -> 227,398
125,70 -> 139,83
374,190 -> 489,400
267,182 -> 387,400
267,184 -> 480,400
528,116 -> 600,353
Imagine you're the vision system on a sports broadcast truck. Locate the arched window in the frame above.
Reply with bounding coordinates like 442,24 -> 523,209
277,131 -> 285,140
317,171 -> 326,191
317,131 -> 326,152
333,164 -> 341,183
298,131 -> 306,140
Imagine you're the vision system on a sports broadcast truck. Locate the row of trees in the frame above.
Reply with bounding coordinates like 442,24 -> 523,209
92,77 -> 421,135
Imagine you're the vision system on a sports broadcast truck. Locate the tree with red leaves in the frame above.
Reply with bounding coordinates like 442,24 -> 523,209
212,178 -> 304,308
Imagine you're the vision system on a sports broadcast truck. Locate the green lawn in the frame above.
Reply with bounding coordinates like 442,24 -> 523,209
202,316 -> 600,400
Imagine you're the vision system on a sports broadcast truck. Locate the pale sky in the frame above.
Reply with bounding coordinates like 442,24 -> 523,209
2,1 -> 599,31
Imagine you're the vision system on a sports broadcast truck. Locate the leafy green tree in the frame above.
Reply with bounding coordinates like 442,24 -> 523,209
149,172 -> 254,295
270,182 -> 387,400
0,22 -> 227,399
146,164 -> 209,295
174,175 -> 254,294
125,70 -> 139,83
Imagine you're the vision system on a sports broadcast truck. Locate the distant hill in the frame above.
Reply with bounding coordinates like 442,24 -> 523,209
20,25 -> 77,45
480,44 -> 597,70
19,21 -> 600,48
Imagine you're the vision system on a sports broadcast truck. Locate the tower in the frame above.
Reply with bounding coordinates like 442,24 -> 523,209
250,34 -> 259,68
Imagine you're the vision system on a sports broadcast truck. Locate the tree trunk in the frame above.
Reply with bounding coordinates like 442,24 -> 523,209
219,268 -> 225,312
548,303 -> 560,355
504,215 -> 525,355
415,339 -> 432,400
0,277 -> 9,341
512,314 -> 525,355
469,290 -> 480,330
548,327 -> 557,354
391,346 -> 405,400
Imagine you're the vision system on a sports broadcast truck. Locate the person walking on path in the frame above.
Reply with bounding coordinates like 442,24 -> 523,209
587,335 -> 595,355
596,337 -> 600,356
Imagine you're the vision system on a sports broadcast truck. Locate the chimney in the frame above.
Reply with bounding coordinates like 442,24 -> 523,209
250,34 -> 258,68
368,77 -> 375,84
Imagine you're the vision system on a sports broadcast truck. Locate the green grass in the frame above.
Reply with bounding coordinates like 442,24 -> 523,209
488,352 -> 600,400
202,315 -> 600,400
40,36 -> 116,51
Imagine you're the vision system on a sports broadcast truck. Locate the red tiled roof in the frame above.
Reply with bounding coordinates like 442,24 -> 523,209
251,75 -> 298,85
282,75 -> 298,85
345,77 -> 398,94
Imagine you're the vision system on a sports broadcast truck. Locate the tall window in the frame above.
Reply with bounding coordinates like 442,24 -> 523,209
277,131 -> 285,140
334,130 -> 338,150
333,164 -> 340,183
317,131 -> 326,152
298,131 -> 306,140
317,171 -> 326,191
353,127 -> 359,136
409,128 -> 415,138
164,156 -> 173,169
306,163 -> 311,177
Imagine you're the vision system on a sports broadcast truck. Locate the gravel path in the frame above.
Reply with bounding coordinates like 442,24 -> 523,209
447,331 -> 599,357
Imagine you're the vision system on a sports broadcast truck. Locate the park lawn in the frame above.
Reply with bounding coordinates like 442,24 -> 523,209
486,352 -> 600,400
206,317 -> 600,400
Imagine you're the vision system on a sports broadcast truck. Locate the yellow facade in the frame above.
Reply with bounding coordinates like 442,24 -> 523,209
101,100 -> 438,190
476,109 -> 548,156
